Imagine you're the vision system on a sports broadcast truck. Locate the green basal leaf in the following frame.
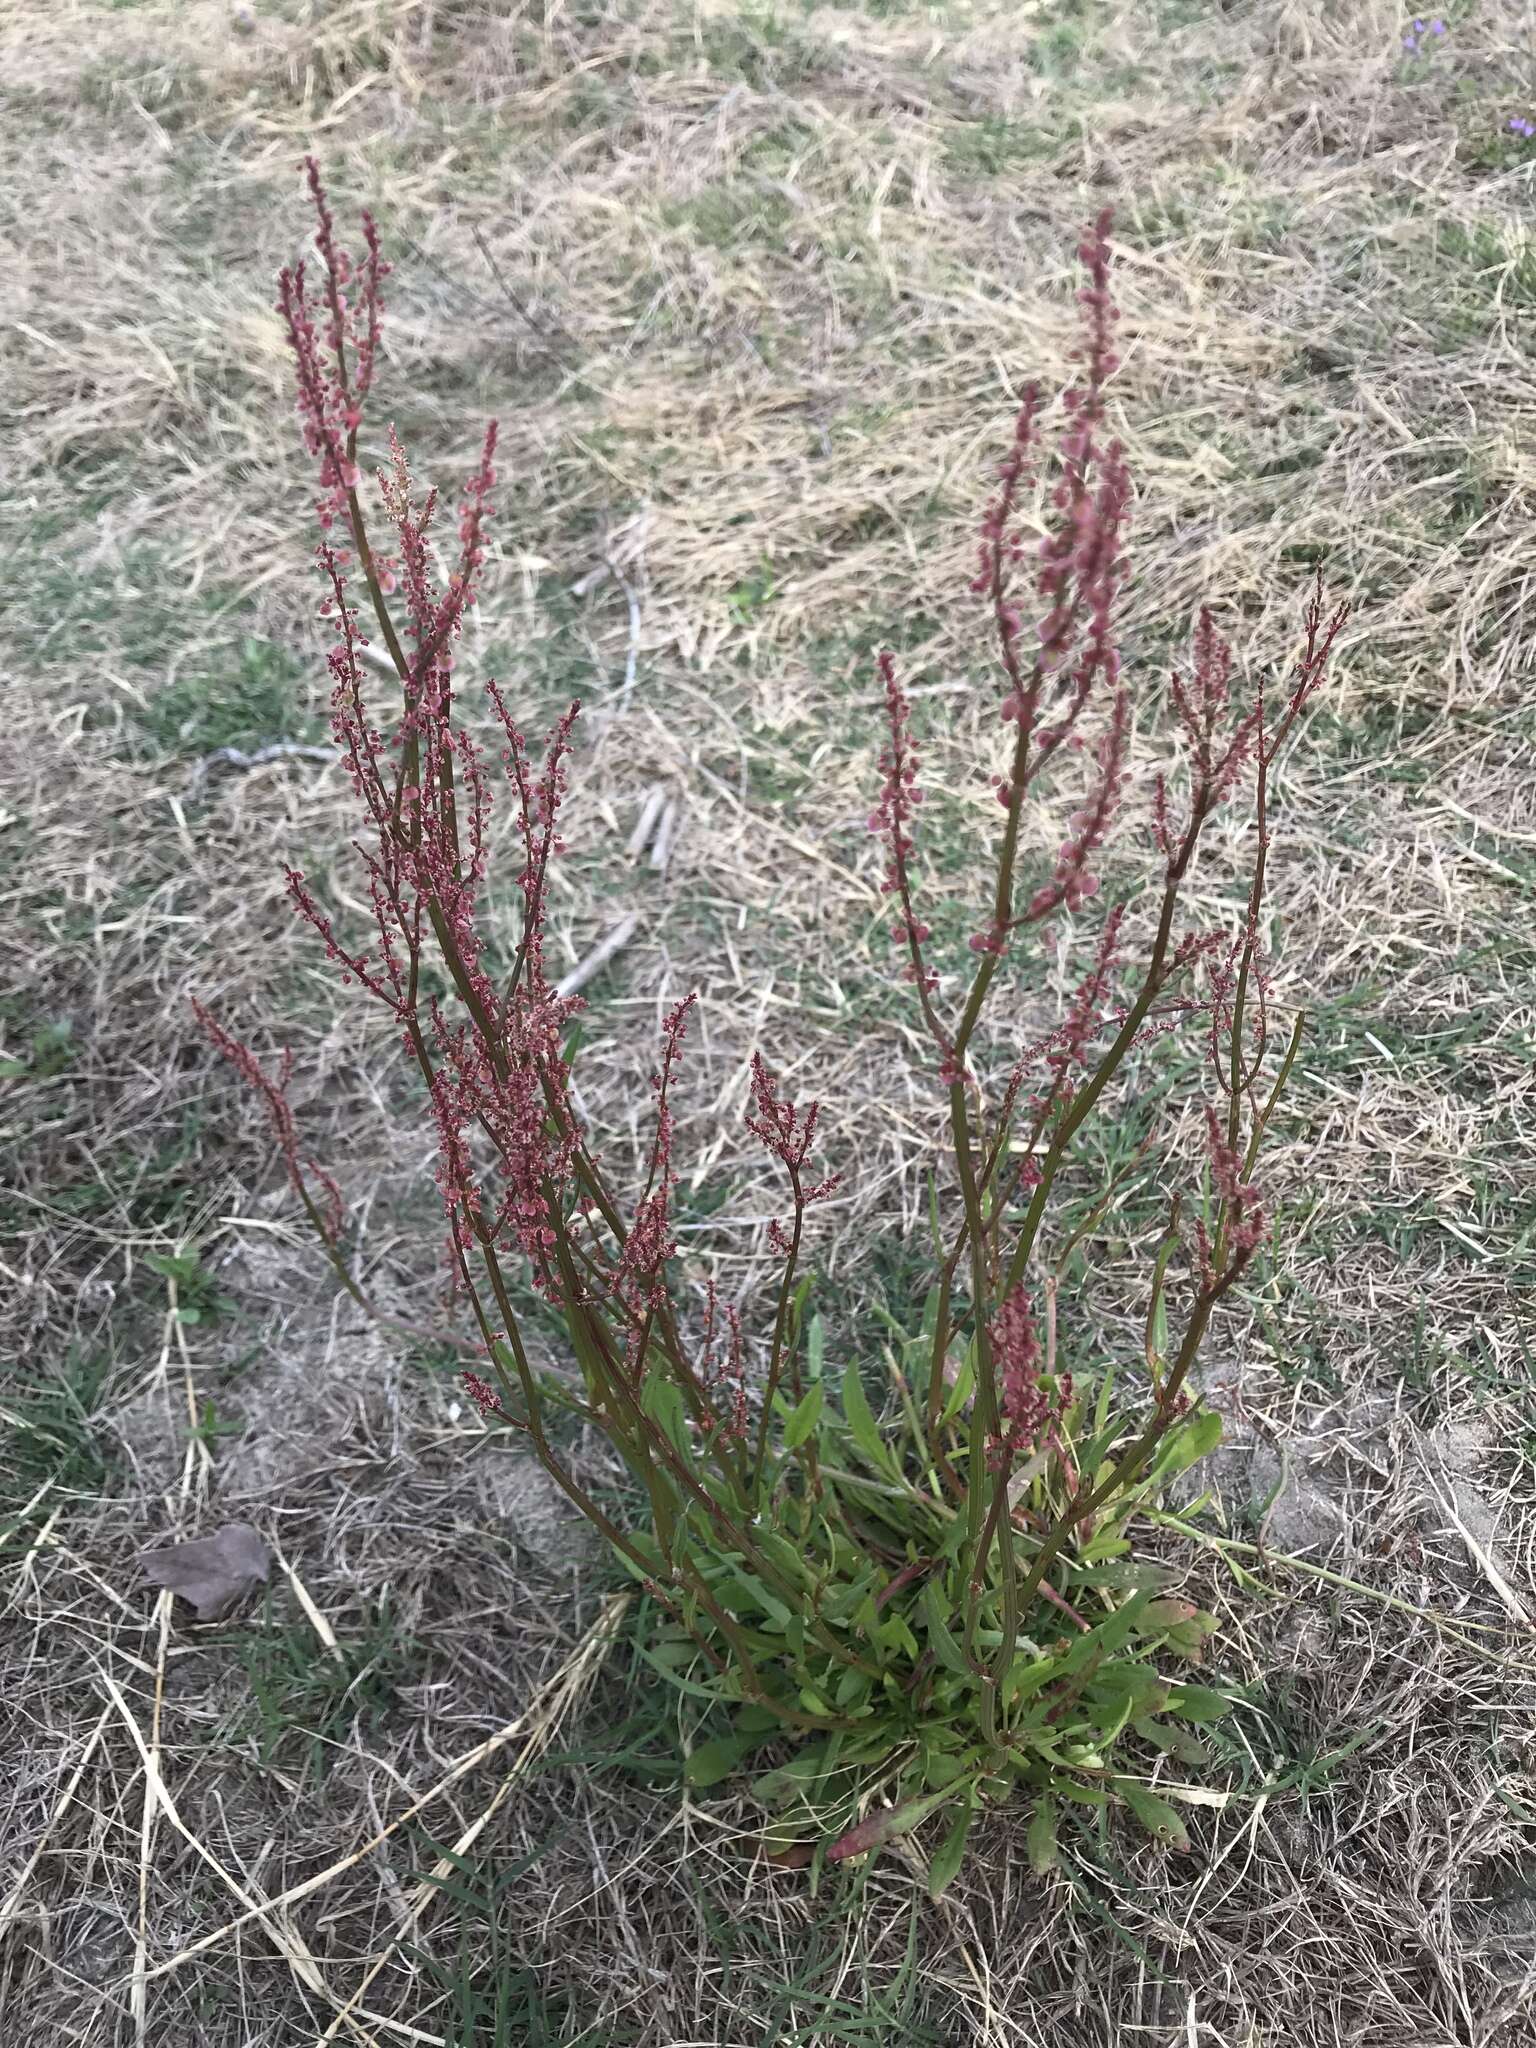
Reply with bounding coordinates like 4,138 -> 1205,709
1148,1408 -> 1223,1484
1026,1793 -> 1059,1872
873,1611 -> 921,1660
807,1313 -> 826,1382
782,1382 -> 824,1450
1094,1366 -> 1116,1439
612,1532 -> 667,1584
755,1528 -> 814,1589
1055,1779 -> 1109,1808
686,1733 -> 766,1788
940,1346 -> 975,1426
1067,1560 -> 1170,1591
1059,1591 -> 1149,1672
1076,1532 -> 1131,1564
1005,1654 -> 1058,1707
1091,1660 -> 1168,1709
928,1790 -> 976,1898
834,1662 -> 872,1709
840,1359 -> 896,1477
1164,1682 -> 1235,1722
785,1277 -> 813,1363
1133,1716 -> 1210,1769
1083,1693 -> 1135,1747
646,1638 -> 703,1672
1115,1776 -> 1191,1851
634,1644 -> 726,1703
640,1374 -> 695,1465
1143,1600 -> 1219,1661
752,1745 -> 833,1810
822,1570 -> 876,1624
921,1579 -> 971,1675
1084,1672 -> 1165,1745
721,1574 -> 794,1630
922,1743 -> 968,1790
736,1702 -> 781,1734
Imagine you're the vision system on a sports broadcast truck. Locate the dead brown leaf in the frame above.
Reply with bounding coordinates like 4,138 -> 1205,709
139,1523 -> 271,1622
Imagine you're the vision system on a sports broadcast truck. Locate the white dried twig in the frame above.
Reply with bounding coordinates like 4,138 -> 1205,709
626,784 -> 667,861
649,797 -> 681,873
556,912 -> 642,999
189,743 -> 340,789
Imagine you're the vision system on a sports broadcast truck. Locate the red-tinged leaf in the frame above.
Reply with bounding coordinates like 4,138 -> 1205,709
826,1788 -> 949,1862
873,1556 -> 933,1614
759,1840 -> 814,1870
1145,1598 -> 1201,1629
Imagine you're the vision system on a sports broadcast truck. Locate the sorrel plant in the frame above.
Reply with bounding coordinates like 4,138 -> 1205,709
198,166 -> 1347,1888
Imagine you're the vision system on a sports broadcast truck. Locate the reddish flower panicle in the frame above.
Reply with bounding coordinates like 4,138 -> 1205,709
275,158 -> 391,532
463,1370 -> 506,1419
973,386 -> 1045,733
1026,686 -> 1129,923
697,1278 -> 749,1445
983,1286 -> 1071,1471
192,1001 -> 345,1245
868,652 -> 941,992
1203,1104 -> 1267,1263
745,1053 -> 841,1255
487,690 -> 581,993
608,997 -> 697,1369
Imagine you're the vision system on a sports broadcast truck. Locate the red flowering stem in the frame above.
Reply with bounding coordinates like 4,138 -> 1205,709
462,1204 -> 770,1687
750,1174 -> 807,1499
994,800 -> 1203,1309
969,820 -> 1235,1672
936,221 -> 1134,1588
952,1094 -> 1004,1651
921,1050 -> 1068,1448
1243,1012 -> 1305,1180
449,1239 -> 745,1684
1009,1227 -> 1253,1634
964,1454 -> 1017,1723
272,169 -> 865,1711
1001,808 -> 1319,1647
987,1464 -> 1020,1738
479,1164 -> 792,1620
1224,570 -> 1343,1137
416,1010 -> 719,1562
998,581 -> 1345,1319
462,1137 -> 867,1716
345,477 -> 412,681
540,1207 -> 873,1670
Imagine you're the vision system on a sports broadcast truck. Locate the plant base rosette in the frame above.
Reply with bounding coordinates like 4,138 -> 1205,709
195,169 -> 1345,1903
627,1304 -> 1232,1891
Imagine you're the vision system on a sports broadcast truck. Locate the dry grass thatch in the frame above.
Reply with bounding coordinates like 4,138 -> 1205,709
2,0 -> 1535,2042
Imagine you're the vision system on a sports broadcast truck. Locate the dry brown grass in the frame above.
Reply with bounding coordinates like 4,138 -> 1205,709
3,0 -> 1535,2041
